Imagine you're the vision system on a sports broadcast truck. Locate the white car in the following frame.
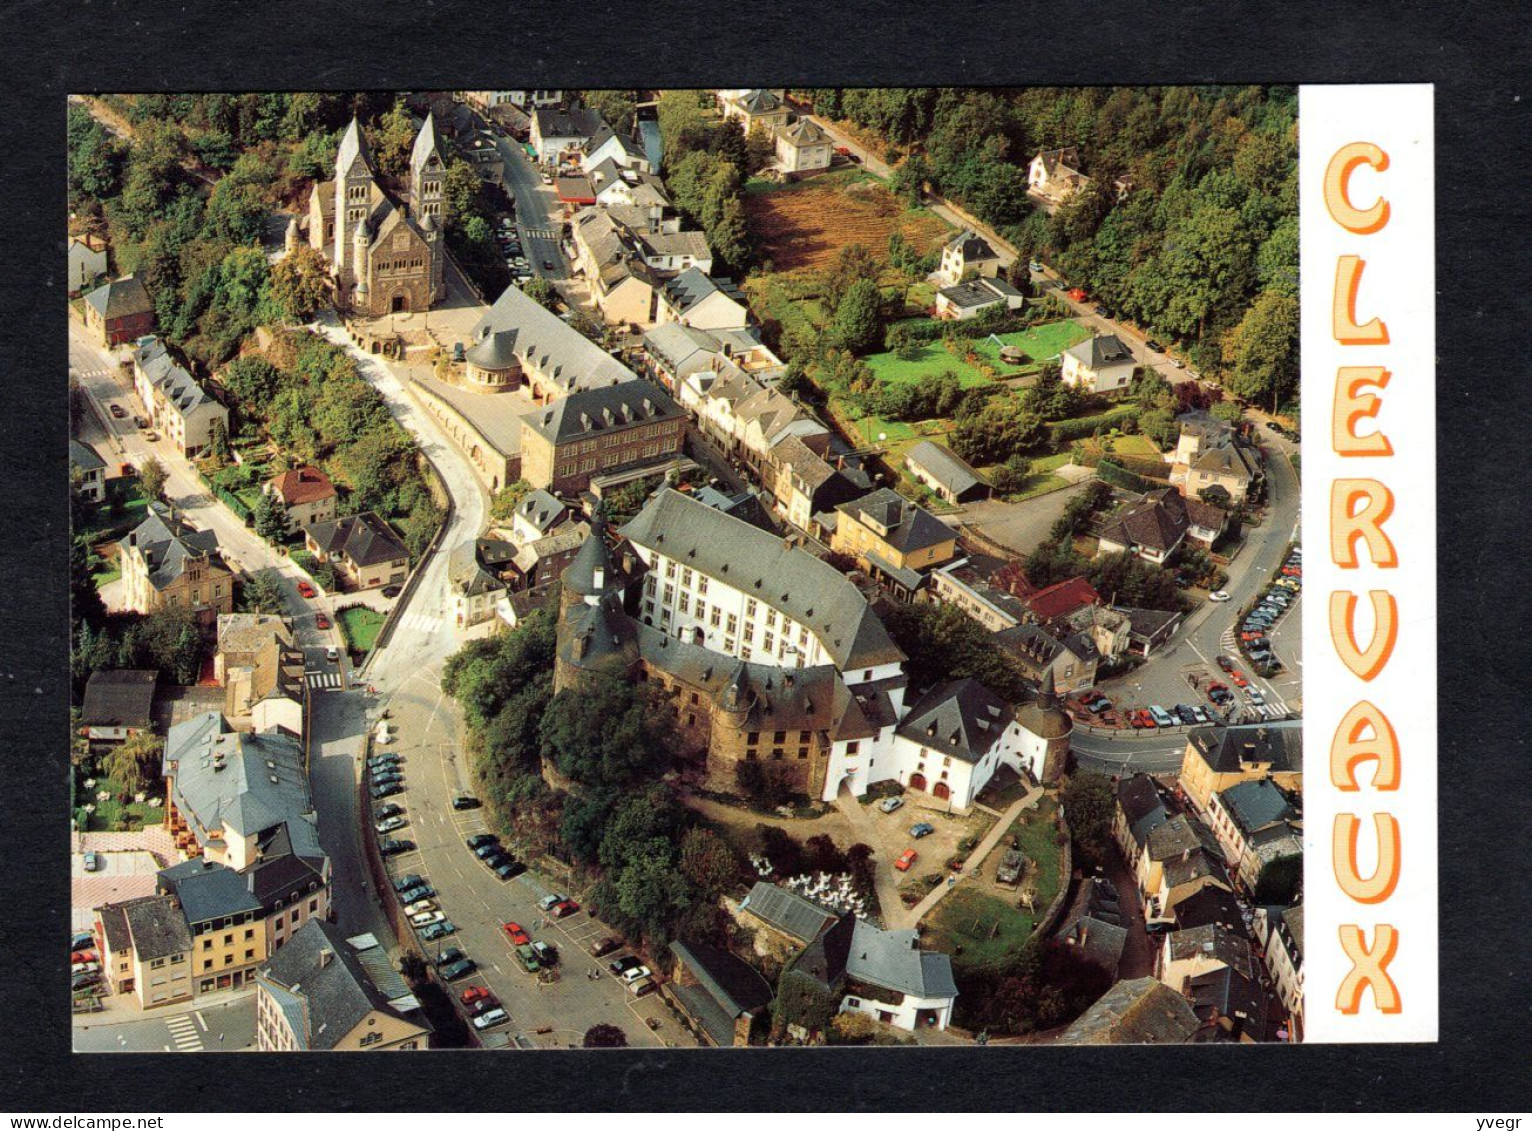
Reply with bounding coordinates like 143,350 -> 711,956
326,646 -> 341,662
472,1007 -> 510,1030
376,816 -> 406,835
877,797 -> 905,814
403,899 -> 436,916
1208,590 -> 1231,602
538,893 -> 567,912
1246,690 -> 1266,705
619,965 -> 652,984
410,911 -> 445,928
375,722 -> 395,744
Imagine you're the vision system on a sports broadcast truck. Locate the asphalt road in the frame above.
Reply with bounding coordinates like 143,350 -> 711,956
490,128 -> 570,285
72,992 -> 256,1053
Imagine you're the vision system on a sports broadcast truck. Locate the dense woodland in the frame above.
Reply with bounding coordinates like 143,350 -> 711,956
806,86 -> 1300,410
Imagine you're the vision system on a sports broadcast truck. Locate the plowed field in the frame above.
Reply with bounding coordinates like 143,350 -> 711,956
747,176 -> 952,272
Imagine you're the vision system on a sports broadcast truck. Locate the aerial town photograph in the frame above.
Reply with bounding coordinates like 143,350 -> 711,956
66,86 -> 1302,1052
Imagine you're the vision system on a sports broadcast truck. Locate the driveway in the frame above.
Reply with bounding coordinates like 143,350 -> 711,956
956,480 -> 1092,556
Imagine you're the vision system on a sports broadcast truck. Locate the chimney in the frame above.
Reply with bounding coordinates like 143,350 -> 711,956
319,948 -> 334,969
592,565 -> 605,591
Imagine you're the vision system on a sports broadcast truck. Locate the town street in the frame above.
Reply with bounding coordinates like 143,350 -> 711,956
72,994 -> 255,1053
490,128 -> 570,284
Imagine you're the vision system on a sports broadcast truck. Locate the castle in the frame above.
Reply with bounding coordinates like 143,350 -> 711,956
554,489 -> 1070,809
306,114 -> 446,319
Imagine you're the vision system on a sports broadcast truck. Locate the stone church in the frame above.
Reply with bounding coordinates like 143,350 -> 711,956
307,114 -> 446,319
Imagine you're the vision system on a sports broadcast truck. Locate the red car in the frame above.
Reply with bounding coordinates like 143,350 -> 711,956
502,921 -> 530,946
894,848 -> 918,873
460,985 -> 492,1006
834,145 -> 852,157
296,580 -> 316,599
1067,287 -> 1088,302
315,612 -> 331,630
1241,631 -> 1265,643
1230,671 -> 1249,688
71,949 -> 98,965
550,899 -> 580,919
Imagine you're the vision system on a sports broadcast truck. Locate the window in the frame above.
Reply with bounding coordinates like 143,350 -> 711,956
359,1032 -> 382,1048
742,624 -> 753,643
943,757 -> 951,767
290,909 -> 299,923
685,713 -> 696,727
724,637 -> 736,652
695,601 -> 706,621
663,584 -> 674,603
765,609 -> 776,628
223,934 -> 233,946
309,899 -> 318,913
681,568 -> 693,588
150,958 -> 165,970
665,560 -> 676,579
710,608 -> 721,628
202,939 -> 212,951
245,949 -> 254,961
203,960 -> 213,972
645,576 -> 656,597
223,954 -> 233,966
774,731 -> 787,744
800,730 -> 811,742
745,598 -> 757,618
697,576 -> 708,596
798,747 -> 809,759
772,750 -> 783,760
726,614 -> 738,635
747,732 -> 759,746
846,741 -> 860,756
679,594 -> 690,615
763,632 -> 774,652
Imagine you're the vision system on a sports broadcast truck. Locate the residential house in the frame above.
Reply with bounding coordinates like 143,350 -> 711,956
69,233 -> 109,294
904,440 -> 989,505
780,913 -> 959,1033
120,503 -> 236,623
1185,963 -> 1270,1043
80,670 -> 157,752
264,467 -> 338,531
893,678 -> 1036,810
530,104 -> 606,164
1057,877 -> 1129,980
1206,779 -> 1303,899
934,275 -> 1026,321
1183,495 -> 1231,548
1178,721 -> 1303,812
995,622 -> 1098,695
1028,147 -> 1089,200
571,207 -> 663,328
555,174 -> 597,212
1134,811 -> 1222,904
1113,773 -> 1170,879
133,338 -> 229,457
588,161 -> 672,218
716,89 -> 790,133
1096,488 -> 1192,564
775,118 -> 832,176
1252,904 -> 1304,1041
646,323 -> 773,394
690,485 -> 779,533
94,895 -> 194,1009
1061,333 -> 1136,395
463,90 -> 562,111
1058,602 -> 1133,661
938,229 -> 1001,286
508,488 -> 571,545
508,525 -> 589,591
448,539 -> 508,628
215,614 -> 305,737
580,125 -> 652,174
1055,976 -> 1202,1045
666,939 -> 775,1048
518,379 -> 686,496
304,512 -> 410,591
1115,605 -> 1183,658
1170,410 -> 1262,505
1023,576 -> 1102,626
83,274 -> 155,347
70,440 -> 107,504
831,489 -> 957,593
656,268 -> 750,331
1158,921 -> 1255,996
768,434 -> 864,535
1146,844 -> 1233,929
928,561 -> 1031,632
256,920 -> 430,1051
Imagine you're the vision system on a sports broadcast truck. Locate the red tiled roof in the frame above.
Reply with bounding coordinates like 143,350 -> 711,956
1024,576 -> 1101,622
268,466 -> 336,506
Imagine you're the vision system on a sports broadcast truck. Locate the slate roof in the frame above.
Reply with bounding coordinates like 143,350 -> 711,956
472,279 -> 638,395
157,858 -> 263,925
97,900 -> 134,954
1116,605 -> 1182,640
645,322 -> 724,375
514,488 -> 568,536
85,274 -> 153,320
448,540 -> 504,598
70,439 -> 106,472
121,894 -> 193,961
995,622 -> 1094,670
409,111 -> 440,177
134,339 -> 223,421
1147,812 -> 1220,863
258,918 -> 426,1051
1099,488 -> 1191,555
464,328 -> 521,371
81,669 -> 157,729
845,918 -> 959,1000
739,881 -> 837,944
307,511 -> 408,568
127,503 -> 224,591
659,268 -> 747,317
1186,721 -> 1303,775
905,440 -> 985,499
1191,443 -> 1260,482
524,379 -> 683,445
896,678 -> 1014,765
735,89 -> 781,115
778,118 -> 826,147
1282,905 -> 1305,958
1163,846 -> 1228,891
670,939 -> 774,1016
1171,882 -> 1244,932
1117,774 -> 1169,847
162,712 -> 323,864
690,486 -> 777,532
561,522 -> 616,598
938,276 -> 1023,310
583,125 -> 649,165
267,466 -> 335,507
1186,966 -> 1269,1037
1063,333 -> 1135,370
836,488 -> 954,556
1219,778 -> 1298,838
1167,922 -> 1254,977
945,228 -> 998,261
1056,977 -> 1201,1045
1059,877 -> 1129,975
532,104 -> 605,141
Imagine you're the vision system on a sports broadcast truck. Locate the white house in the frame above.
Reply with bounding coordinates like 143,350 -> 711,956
656,268 -> 751,331
70,439 -> 107,503
938,229 -> 1000,286
1252,904 -> 1304,1041
1028,147 -> 1089,199
934,276 -> 1025,321
836,918 -> 958,1032
69,234 -> 109,294
775,118 -> 832,176
1060,333 -> 1137,394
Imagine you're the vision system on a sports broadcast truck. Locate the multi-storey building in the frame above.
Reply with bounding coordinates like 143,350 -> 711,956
518,380 -> 687,496
119,502 -> 236,623
132,338 -> 229,457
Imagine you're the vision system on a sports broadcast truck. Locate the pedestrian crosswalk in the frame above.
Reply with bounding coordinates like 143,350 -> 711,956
165,1012 -> 203,1052
75,367 -> 111,382
307,670 -> 343,691
396,610 -> 444,637
520,226 -> 556,240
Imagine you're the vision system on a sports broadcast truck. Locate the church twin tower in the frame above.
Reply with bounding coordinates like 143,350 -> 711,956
306,113 -> 447,320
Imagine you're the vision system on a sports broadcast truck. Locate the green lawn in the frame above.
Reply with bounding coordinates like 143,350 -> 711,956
866,319 -> 1093,389
92,556 -> 121,588
1077,433 -> 1163,462
75,776 -> 165,833
338,605 -> 386,655
75,489 -> 150,540
925,797 -> 1061,968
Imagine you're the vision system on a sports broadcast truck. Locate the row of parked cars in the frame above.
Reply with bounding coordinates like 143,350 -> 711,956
71,931 -> 101,994
1240,547 -> 1302,668
466,831 -> 529,883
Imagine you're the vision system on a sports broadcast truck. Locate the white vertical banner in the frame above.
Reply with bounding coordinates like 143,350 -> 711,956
1300,84 -> 1437,1042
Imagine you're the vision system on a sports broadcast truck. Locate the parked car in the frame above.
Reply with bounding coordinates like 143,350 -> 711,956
370,782 -> 403,801
473,1008 -> 510,1031
1148,705 -> 1174,727
452,795 -> 481,811
531,941 -> 558,966
439,958 -> 477,981
461,985 -> 492,1006
1174,705 -> 1198,725
542,259 -> 557,271
1217,655 -> 1236,672
480,850 -> 510,869
909,822 -> 935,839
1229,671 -> 1249,688
392,874 -> 423,894
372,770 -> 404,786
326,646 -> 341,663
109,403 -> 126,419
1028,260 -> 1042,272
538,893 -> 568,912
494,861 -> 527,881
550,899 -> 580,919
403,899 -> 436,916
1208,590 -> 1231,602
83,851 -> 104,872
474,843 -> 504,860
71,932 -> 96,952
502,922 -> 530,947
1129,711 -> 1149,729
609,955 -> 644,976
296,581 -> 317,599
376,816 -> 406,835
380,838 -> 415,857
469,996 -> 502,1017
515,944 -> 542,973
71,949 -> 98,965
410,910 -> 445,928
466,833 -> 498,850
877,797 -> 905,814
894,848 -> 918,872
434,947 -> 465,968
1067,287 -> 1088,302
382,585 -> 403,599
619,964 -> 652,984
72,961 -> 101,975
590,936 -> 625,958
1145,339 -> 1165,353
374,721 -> 395,744
1087,698 -> 1113,714
628,976 -> 659,998
1191,706 -> 1211,724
